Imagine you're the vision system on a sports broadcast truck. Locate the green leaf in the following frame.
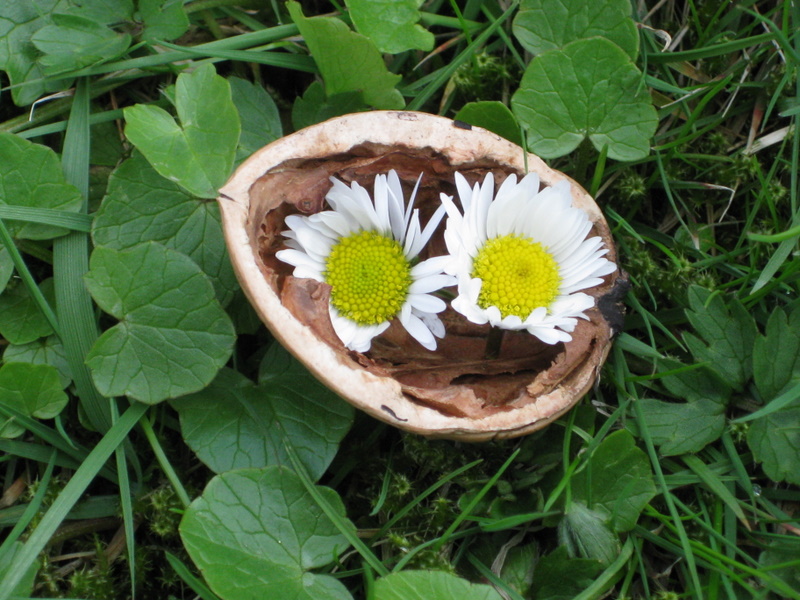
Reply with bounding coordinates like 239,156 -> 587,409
0,246 -> 11,293
747,399 -> 800,486
531,545 -> 603,600
137,0 -> 189,42
633,398 -> 726,456
0,279 -> 55,345
172,351 -> 354,480
180,466 -> 354,600
31,13 -> 131,76
511,37 -> 657,161
559,502 -> 619,565
683,286 -> 756,392
658,359 -> 732,405
287,1 -> 404,110
68,0 -> 133,25
0,542 -> 39,597
229,77 -> 283,161
3,335 -> 72,388
512,0 -> 638,60
84,243 -> 235,404
346,0 -> 434,54
123,63 -> 241,199
0,362 -> 68,438
759,541 -> 800,594
570,430 -> 656,532
291,81 -> 366,131
0,133 -> 84,240
454,101 -> 522,146
375,571 -> 503,600
753,306 -> 800,400
92,151 -> 237,305
0,0 -> 70,106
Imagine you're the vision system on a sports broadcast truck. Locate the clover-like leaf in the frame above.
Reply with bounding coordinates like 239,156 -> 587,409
346,0 -> 434,54
683,286 -> 756,392
123,63 -> 241,199
31,13 -> 131,76
633,398 -> 726,456
172,348 -> 354,480
512,0 -> 638,60
0,279 -> 55,345
180,466 -> 354,600
0,362 -> 68,438
747,399 -> 800,486
0,133 -> 84,240
511,37 -> 657,161
375,571 -> 503,600
570,430 -> 656,532
454,101 -> 522,145
84,243 -> 235,404
292,81 -> 366,130
287,1 -> 404,110
753,306 -> 800,401
137,0 -> 189,42
92,151 -> 237,305
3,335 -> 72,388
229,77 -> 283,161
0,0 -> 70,106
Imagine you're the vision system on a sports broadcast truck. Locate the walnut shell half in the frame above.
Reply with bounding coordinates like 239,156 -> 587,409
218,111 -> 624,441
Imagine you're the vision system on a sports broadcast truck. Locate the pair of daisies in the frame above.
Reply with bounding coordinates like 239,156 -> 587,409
276,170 -> 616,353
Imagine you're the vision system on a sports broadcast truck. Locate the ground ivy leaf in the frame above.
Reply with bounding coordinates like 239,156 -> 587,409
180,466 -> 354,600
292,81 -> 366,130
531,546 -> 603,600
229,77 -> 283,162
0,279 -> 55,345
0,0 -> 70,106
123,63 -> 241,199
0,362 -> 68,438
747,399 -> 800,486
92,151 -> 237,306
683,286 -> 755,391
3,335 -> 72,388
454,101 -> 523,145
570,430 -> 656,532
633,398 -> 726,456
0,132 -> 84,240
287,1 -> 404,109
172,357 -> 353,480
31,13 -> 131,76
375,571 -> 503,600
753,306 -> 800,401
512,0 -> 638,60
346,0 -> 434,54
84,243 -> 235,404
511,37 -> 657,161
137,0 -> 189,42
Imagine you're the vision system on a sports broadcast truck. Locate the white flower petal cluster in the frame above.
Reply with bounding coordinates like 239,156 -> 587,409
440,172 -> 617,344
276,170 -> 454,353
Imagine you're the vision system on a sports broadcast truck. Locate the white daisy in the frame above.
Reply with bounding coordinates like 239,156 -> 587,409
440,171 -> 617,345
276,170 -> 454,353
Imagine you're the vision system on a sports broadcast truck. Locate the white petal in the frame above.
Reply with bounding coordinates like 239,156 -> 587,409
409,274 -> 456,294
408,293 -> 446,313
400,306 -> 437,350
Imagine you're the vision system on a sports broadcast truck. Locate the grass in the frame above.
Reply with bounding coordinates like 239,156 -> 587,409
0,0 -> 799,598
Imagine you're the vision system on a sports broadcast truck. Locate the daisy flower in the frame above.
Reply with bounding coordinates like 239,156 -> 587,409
440,171 -> 617,345
276,170 -> 454,353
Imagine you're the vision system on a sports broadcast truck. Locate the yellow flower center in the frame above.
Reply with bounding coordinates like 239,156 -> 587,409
472,234 -> 561,319
325,230 -> 412,325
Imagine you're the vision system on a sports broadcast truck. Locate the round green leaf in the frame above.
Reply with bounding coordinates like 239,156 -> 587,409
511,37 -> 657,161
172,357 -> 354,479
0,132 -> 83,239
92,151 -> 237,305
229,77 -> 283,161
512,0 -> 639,60
454,101 -> 522,145
84,242 -> 235,404
123,63 -> 241,199
747,399 -> 800,486
0,362 -> 68,438
3,335 -> 72,388
375,571 -> 503,600
180,466 -> 354,600
0,279 -> 55,345
346,0 -> 434,54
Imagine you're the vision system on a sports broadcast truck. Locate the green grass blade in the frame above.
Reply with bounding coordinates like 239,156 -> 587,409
164,552 -> 222,600
682,455 -> 749,527
0,401 -> 148,600
573,537 -> 634,600
0,207 -> 92,232
139,415 -> 191,508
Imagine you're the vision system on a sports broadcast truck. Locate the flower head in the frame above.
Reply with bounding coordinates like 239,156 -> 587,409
276,170 -> 454,353
441,172 -> 616,344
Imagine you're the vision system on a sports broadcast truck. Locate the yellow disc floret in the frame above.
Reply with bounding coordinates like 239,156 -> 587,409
325,230 -> 412,325
472,234 -> 561,319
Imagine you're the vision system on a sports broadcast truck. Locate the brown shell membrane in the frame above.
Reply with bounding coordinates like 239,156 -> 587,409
253,142 -> 615,420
